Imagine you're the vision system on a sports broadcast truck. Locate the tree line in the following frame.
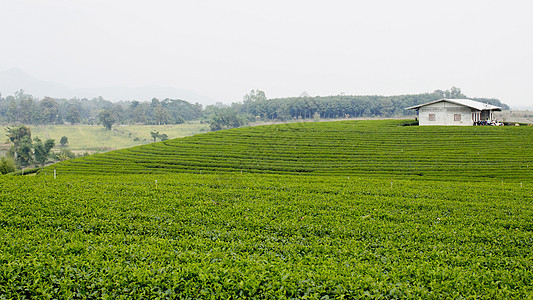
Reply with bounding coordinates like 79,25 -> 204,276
0,87 -> 509,132
235,87 -> 508,121
0,90 -> 204,127
208,87 -> 508,130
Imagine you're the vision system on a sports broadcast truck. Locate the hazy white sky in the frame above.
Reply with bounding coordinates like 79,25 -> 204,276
1,0 -> 532,106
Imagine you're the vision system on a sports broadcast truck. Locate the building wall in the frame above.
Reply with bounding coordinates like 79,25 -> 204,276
418,101 -> 473,126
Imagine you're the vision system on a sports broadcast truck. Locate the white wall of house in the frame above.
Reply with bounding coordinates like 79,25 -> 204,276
418,101 -> 473,126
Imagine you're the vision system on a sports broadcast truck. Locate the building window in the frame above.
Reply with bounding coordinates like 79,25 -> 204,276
454,114 -> 461,121
429,114 -> 435,121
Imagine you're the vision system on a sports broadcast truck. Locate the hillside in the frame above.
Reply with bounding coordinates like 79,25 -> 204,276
41,120 -> 533,182
3,119 -> 533,298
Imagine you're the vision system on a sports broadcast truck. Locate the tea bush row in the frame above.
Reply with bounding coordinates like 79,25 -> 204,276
1,174 -> 532,298
41,120 -> 533,182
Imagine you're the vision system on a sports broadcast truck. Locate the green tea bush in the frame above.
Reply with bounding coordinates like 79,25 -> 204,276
1,174 -> 532,298
39,120 -> 533,182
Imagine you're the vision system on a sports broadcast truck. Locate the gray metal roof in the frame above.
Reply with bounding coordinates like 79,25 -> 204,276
405,99 -> 502,111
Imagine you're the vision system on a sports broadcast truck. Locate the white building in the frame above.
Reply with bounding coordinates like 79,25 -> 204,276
405,99 -> 502,126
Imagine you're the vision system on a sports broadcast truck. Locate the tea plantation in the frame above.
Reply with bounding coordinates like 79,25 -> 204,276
41,120 -> 532,182
1,120 -> 532,298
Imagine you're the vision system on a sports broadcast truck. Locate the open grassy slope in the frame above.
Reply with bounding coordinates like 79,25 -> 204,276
1,123 -> 209,153
42,120 -> 533,182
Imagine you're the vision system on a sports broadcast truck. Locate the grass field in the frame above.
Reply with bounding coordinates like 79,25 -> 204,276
2,120 -> 533,298
1,123 -> 209,153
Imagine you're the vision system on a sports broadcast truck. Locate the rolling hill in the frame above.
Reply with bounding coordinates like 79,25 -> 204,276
41,120 -> 533,182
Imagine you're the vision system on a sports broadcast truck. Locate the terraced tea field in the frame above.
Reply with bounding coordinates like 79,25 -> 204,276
42,120 -> 533,182
2,120 -> 532,298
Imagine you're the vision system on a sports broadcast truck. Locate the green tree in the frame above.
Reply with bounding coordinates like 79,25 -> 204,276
65,105 -> 82,124
33,137 -> 55,167
98,110 -> 115,130
210,109 -> 244,131
19,98 -> 38,124
150,131 -> 169,142
243,89 -> 267,115
445,87 -> 466,99
5,125 -> 33,167
7,99 -> 18,123
153,104 -> 170,125
17,135 -> 33,167
150,131 -> 159,143
40,97 -> 59,124
60,136 -> 68,147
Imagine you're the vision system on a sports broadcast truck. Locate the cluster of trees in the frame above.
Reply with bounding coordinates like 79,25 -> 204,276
150,131 -> 169,143
204,87 -> 508,130
0,126 -> 78,174
232,87 -> 508,121
0,90 -> 204,127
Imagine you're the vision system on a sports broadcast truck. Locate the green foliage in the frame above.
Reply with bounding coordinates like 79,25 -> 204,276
60,135 -> 68,147
0,174 -> 531,297
16,135 -> 34,167
98,110 -> 115,130
150,131 -> 169,143
0,88 -> 510,126
150,130 -> 159,143
33,137 -> 55,167
65,105 -> 82,124
5,125 -> 31,144
0,155 -> 16,174
209,108 -> 245,131
40,97 -> 60,124
56,148 -> 77,161
238,87 -> 509,121
5,125 -> 56,167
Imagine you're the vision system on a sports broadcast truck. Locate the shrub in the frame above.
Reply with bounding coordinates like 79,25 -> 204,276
0,155 -> 16,174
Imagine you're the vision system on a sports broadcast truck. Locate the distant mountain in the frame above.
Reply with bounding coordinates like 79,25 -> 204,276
0,68 -> 71,99
0,68 -> 215,105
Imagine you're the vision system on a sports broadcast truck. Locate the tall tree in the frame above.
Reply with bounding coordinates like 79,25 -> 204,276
7,98 -> 18,123
33,137 -> 55,167
98,110 -> 115,130
19,98 -> 38,124
40,97 -> 59,124
65,105 -> 82,124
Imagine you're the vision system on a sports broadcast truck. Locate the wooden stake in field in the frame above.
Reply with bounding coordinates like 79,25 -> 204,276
391,180 -> 393,189
54,167 -> 56,179
155,179 -> 158,189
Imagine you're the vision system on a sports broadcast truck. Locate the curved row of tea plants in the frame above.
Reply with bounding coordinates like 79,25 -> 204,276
1,174 -> 532,298
40,120 -> 533,182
